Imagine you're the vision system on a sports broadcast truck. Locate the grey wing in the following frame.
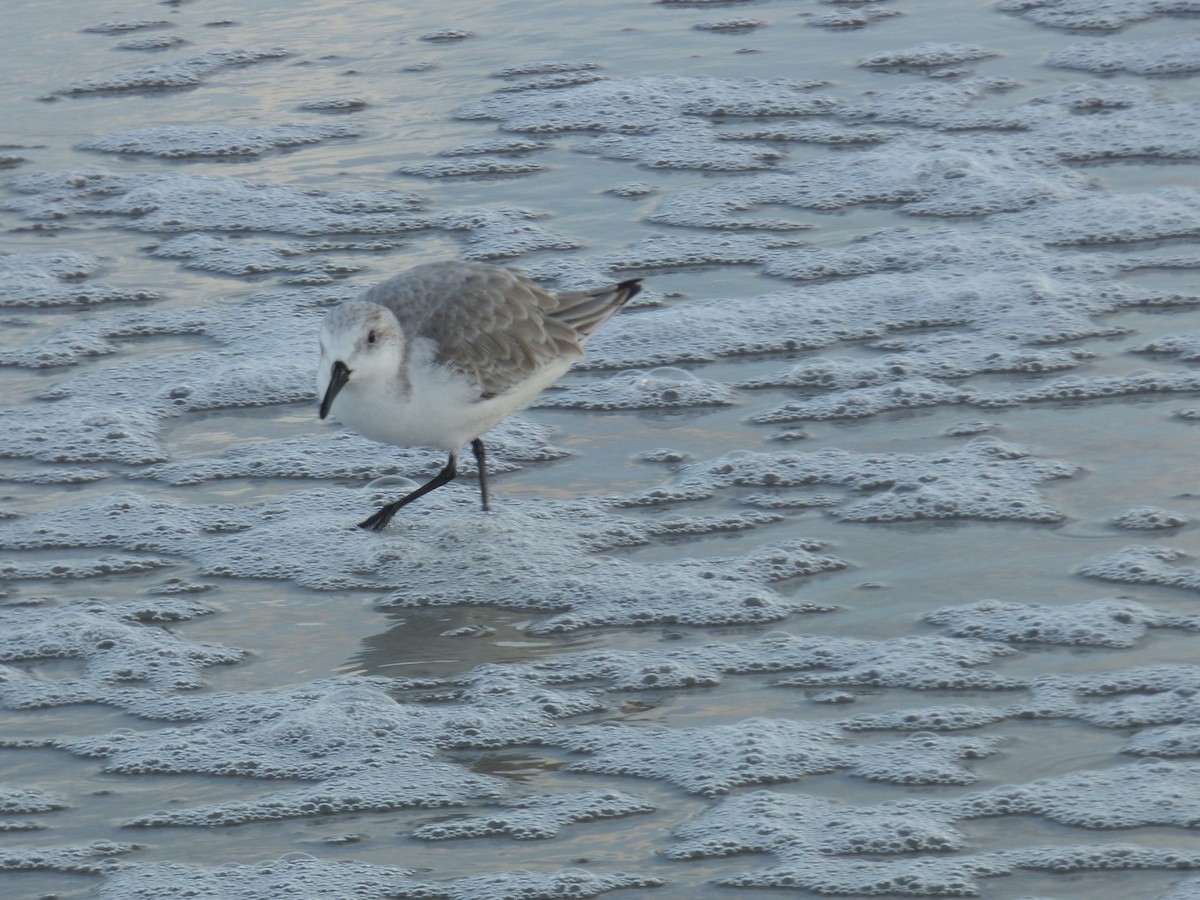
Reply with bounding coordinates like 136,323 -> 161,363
547,277 -> 642,340
365,261 -> 639,398
442,269 -> 589,398
365,261 -> 584,398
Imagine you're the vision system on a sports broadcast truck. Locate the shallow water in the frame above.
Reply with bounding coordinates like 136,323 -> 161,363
4,0 -> 1200,898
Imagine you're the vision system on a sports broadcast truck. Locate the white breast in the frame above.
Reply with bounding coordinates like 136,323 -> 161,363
326,338 -> 573,452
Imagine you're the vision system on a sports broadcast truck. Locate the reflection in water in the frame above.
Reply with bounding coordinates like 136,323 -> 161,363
350,606 -> 594,679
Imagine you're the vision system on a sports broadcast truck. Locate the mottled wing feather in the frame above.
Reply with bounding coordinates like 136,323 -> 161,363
549,285 -> 635,337
363,261 -> 637,398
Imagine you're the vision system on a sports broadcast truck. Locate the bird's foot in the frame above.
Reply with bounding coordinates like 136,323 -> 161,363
358,504 -> 398,532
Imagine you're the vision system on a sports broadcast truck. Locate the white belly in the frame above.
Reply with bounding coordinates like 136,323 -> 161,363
329,355 -> 573,452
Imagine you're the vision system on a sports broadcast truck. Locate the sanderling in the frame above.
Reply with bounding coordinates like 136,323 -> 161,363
318,260 -> 642,530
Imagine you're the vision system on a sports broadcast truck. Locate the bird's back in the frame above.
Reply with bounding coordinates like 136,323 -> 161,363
362,261 -> 638,399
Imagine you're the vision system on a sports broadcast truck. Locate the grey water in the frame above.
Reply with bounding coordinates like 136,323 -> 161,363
3,0 -> 1200,898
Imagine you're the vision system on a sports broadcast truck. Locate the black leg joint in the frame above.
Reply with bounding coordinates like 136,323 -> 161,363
358,452 -> 459,531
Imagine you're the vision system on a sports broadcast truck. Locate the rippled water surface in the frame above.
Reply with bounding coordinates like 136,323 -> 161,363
4,1 -> 1200,898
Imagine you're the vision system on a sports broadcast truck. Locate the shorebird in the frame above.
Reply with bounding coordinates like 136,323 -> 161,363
318,260 -> 641,530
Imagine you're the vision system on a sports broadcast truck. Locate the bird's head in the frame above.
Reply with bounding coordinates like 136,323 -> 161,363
317,300 -> 404,420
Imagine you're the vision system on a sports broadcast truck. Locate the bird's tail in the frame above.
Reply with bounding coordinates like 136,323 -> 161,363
553,278 -> 642,339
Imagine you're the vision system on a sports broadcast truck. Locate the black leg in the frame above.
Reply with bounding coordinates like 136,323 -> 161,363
471,438 -> 489,511
358,451 -> 458,531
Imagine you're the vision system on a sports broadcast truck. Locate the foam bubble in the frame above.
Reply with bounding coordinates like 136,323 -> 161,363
419,28 -> 473,42
926,597 -> 1200,647
497,72 -> 608,93
843,704 -> 1011,732
810,6 -> 902,29
117,35 -> 186,52
0,489 -> 845,632
4,169 -> 432,236
664,762 -> 1200,892
995,0 -> 1163,31
97,855 -> 664,898
1112,506 -> 1191,531
1080,545 -> 1200,592
858,42 -> 1002,70
411,790 -> 654,840
580,119 -> 785,171
624,438 -> 1075,524
81,123 -> 361,159
456,75 -> 833,134
693,19 -> 766,33
493,60 -> 603,78
0,556 -> 175,580
140,418 -> 565,485
395,157 -> 547,177
0,598 -> 243,705
556,718 -> 848,796
652,136 -> 1092,222
439,138 -> 550,156
0,286 -> 322,463
538,368 -> 738,410
0,840 -> 136,875
1124,724 -> 1200,757
743,340 -> 1081,391
148,232 -> 374,281
1050,37 -> 1200,75
299,96 -> 369,111
60,47 -> 290,94
83,20 -> 169,34
509,631 -> 1018,693
0,251 -> 157,308
0,785 -> 67,815
62,684 -> 513,823
1135,332 -> 1200,361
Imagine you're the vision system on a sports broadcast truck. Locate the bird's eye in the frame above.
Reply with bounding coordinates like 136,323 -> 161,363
367,330 -> 377,345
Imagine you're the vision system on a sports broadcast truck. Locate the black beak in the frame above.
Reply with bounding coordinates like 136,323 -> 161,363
320,360 -> 351,420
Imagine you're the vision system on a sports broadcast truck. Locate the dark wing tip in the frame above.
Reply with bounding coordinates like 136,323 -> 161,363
616,278 -> 643,303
